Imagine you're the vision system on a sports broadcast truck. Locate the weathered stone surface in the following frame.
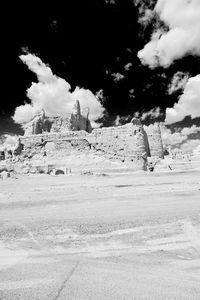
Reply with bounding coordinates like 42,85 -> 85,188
7,110 -> 166,173
145,123 -> 164,159
24,109 -> 46,135
18,120 -> 164,172
22,100 -> 92,135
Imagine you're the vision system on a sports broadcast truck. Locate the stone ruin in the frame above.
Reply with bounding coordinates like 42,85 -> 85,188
0,100 -> 166,174
23,100 -> 92,135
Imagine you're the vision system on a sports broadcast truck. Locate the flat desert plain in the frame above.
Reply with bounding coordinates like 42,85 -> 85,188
0,170 -> 200,299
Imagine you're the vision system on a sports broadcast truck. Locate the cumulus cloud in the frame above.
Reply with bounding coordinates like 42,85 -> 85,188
138,0 -> 200,68
165,74 -> 200,124
181,125 -> 200,136
13,54 -> 105,126
160,124 -> 200,152
161,126 -> 187,146
180,139 -> 200,153
0,135 -> 19,151
168,72 -> 189,95
13,104 -> 40,124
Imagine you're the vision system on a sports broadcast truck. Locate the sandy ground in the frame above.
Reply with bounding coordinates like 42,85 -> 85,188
0,170 -> 200,299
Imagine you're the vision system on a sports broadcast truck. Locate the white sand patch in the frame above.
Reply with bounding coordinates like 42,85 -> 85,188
182,220 -> 200,253
0,241 -> 28,270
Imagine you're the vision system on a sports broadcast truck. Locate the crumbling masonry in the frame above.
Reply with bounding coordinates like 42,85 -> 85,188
1,100 -> 164,173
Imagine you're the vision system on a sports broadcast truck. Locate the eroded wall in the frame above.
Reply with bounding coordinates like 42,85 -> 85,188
16,121 -> 164,172
20,122 -> 149,170
145,123 -> 164,159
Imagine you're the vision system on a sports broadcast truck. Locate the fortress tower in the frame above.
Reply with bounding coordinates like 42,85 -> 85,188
23,100 -> 92,135
145,123 -> 164,159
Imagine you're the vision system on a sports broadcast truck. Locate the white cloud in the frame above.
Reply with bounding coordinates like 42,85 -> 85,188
13,54 -> 105,125
193,144 -> 200,154
135,0 -> 155,25
138,0 -> 200,68
114,115 -> 121,126
124,63 -> 132,71
180,139 -> 200,153
160,123 -> 200,153
181,125 -> 200,136
141,107 -> 162,121
111,72 -> 125,82
161,126 -> 187,146
168,72 -> 189,95
133,107 -> 162,121
0,135 -> 19,151
138,8 -> 155,26
165,74 -> 200,124
13,104 -> 41,124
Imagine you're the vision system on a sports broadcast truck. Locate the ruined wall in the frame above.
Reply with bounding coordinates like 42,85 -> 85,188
19,131 -> 90,161
24,113 -> 92,135
16,120 -> 164,172
49,115 -> 73,133
19,121 -> 148,170
23,100 -> 92,135
145,123 -> 164,159
68,114 -> 92,133
87,123 -> 147,163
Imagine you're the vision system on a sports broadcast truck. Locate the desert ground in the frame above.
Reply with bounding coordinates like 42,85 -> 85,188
0,170 -> 200,299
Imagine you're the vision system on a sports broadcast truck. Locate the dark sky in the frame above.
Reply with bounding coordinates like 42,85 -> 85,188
1,0 -> 200,134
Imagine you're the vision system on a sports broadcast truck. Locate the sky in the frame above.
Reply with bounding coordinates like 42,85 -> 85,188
1,0 -> 200,151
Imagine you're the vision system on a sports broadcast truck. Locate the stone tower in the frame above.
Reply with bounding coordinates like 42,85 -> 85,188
72,100 -> 81,118
145,123 -> 164,159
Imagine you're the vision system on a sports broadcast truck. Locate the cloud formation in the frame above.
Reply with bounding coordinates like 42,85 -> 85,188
193,144 -> 200,154
180,139 -> 200,154
111,72 -> 125,82
160,124 -> 200,153
133,107 -> 163,121
124,63 -> 132,71
13,54 -> 105,126
140,107 -> 163,121
165,74 -> 200,124
0,135 -> 19,151
168,72 -> 189,95
138,0 -> 200,68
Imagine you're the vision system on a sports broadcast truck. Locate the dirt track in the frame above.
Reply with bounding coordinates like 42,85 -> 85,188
0,170 -> 200,299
